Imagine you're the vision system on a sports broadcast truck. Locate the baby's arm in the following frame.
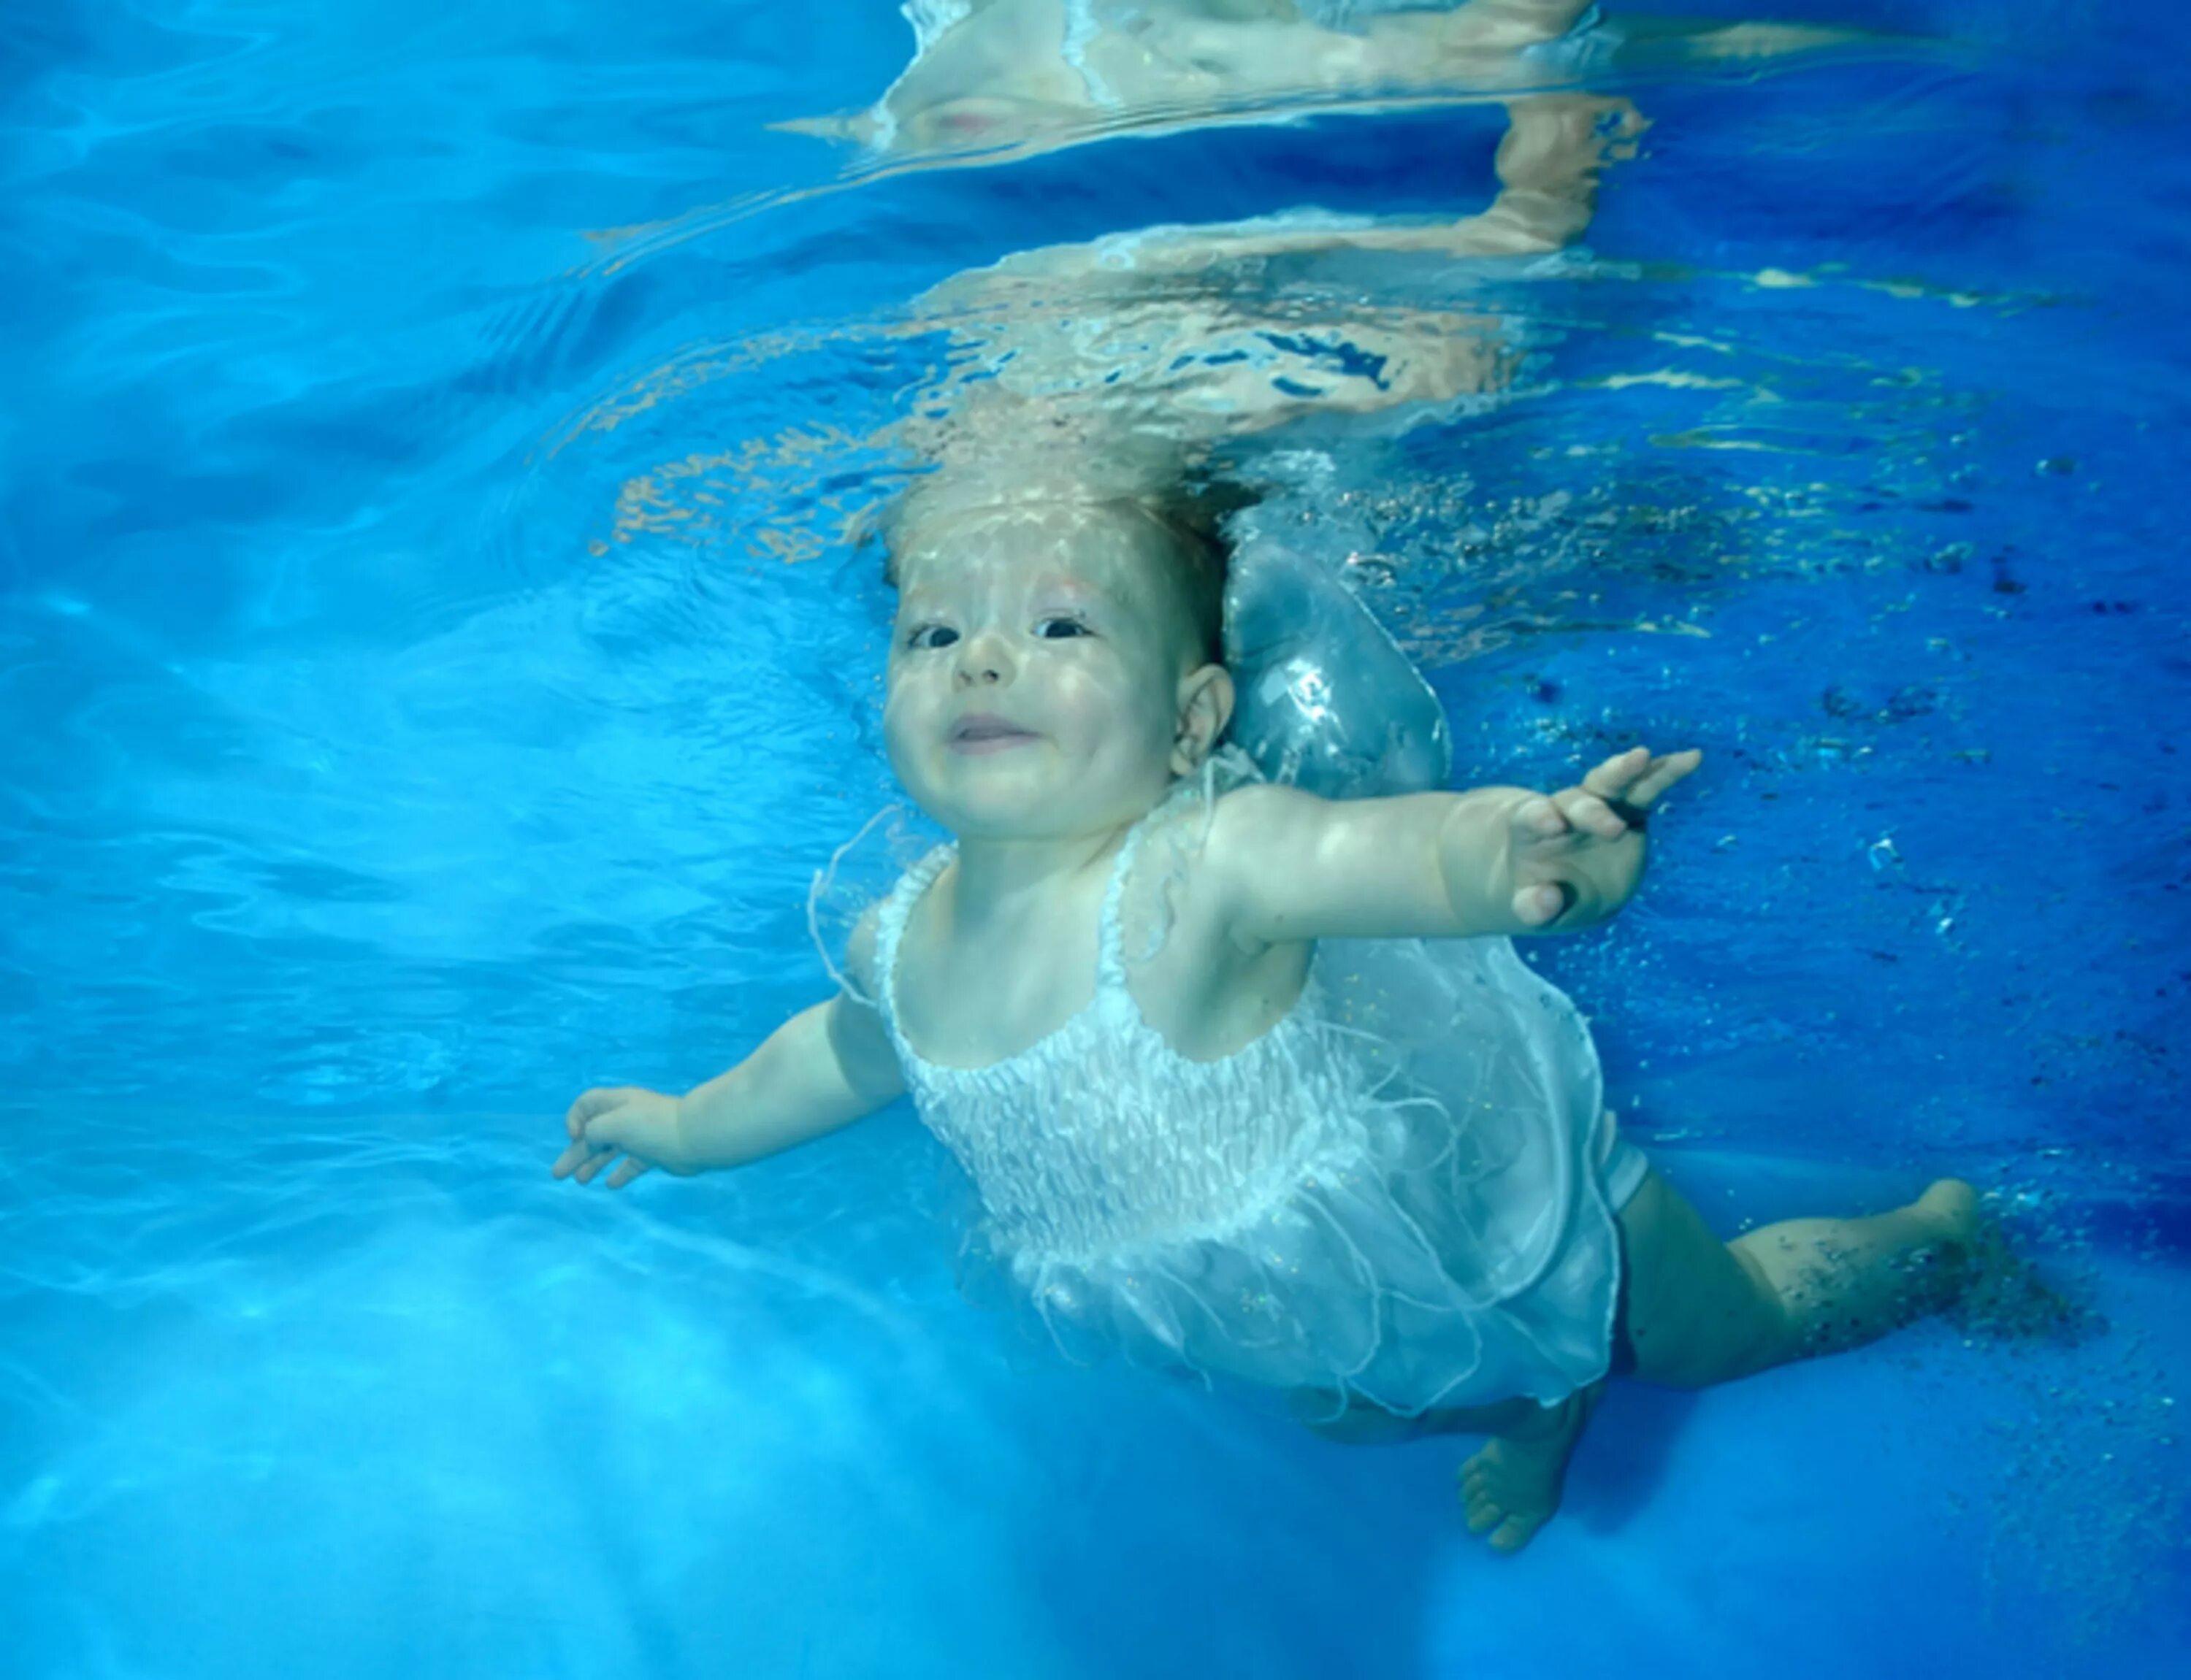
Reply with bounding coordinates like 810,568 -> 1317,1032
553,916 -> 905,1189
1210,746 -> 1700,946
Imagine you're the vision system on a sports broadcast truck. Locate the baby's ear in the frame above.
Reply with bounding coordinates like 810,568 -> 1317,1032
1172,663 -> 1236,775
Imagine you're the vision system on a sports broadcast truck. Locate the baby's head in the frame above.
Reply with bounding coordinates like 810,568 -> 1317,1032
877,473 -> 1247,843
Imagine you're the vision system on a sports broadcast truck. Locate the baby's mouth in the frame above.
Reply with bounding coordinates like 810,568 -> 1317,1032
950,713 -> 1039,753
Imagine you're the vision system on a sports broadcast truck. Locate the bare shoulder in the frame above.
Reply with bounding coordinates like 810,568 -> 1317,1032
1204,780 -> 1326,845
1182,776 -> 1469,946
1114,786 -> 1261,951
1142,780 -> 1318,880
1126,781 -> 1330,959
1117,783 -> 1317,1054
1197,779 -> 1343,889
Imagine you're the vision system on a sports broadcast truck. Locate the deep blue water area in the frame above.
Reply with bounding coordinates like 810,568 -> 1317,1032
3,2 -> 2187,1677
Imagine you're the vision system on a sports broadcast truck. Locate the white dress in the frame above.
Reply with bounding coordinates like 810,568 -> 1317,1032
837,774 -> 1645,1417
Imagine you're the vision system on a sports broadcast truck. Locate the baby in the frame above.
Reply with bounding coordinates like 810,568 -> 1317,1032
554,471 -> 1984,1554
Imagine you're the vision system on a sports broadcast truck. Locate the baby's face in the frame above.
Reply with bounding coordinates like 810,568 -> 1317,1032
884,504 -> 1201,843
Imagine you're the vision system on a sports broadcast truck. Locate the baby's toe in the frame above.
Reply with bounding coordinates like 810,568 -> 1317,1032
1488,1516 -> 1540,1554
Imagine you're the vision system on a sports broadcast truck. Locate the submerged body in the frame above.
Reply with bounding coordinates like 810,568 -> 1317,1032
555,496 -> 1982,1551
864,761 -> 1648,1417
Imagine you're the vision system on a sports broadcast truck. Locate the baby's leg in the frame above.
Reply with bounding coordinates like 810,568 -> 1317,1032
1618,1169 -> 1981,1389
1445,1170 -> 1978,1554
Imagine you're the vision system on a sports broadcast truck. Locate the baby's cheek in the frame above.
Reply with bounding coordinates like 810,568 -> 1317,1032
879,691 -> 925,772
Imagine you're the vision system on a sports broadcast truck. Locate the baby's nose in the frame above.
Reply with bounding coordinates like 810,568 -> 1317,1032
954,627 -> 1012,685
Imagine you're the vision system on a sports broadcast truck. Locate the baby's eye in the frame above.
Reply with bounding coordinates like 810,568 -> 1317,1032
906,624 -> 960,651
1034,615 -> 1090,640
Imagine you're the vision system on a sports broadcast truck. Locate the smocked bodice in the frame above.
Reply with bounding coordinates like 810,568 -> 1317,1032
873,810 -> 1365,1266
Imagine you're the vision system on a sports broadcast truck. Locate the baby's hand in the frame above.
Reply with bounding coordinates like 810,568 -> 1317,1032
1508,746 -> 1702,929
552,1086 -> 686,1189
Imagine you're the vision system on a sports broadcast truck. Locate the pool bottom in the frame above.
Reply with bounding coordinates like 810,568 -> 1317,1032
2,1131 -> 2183,1680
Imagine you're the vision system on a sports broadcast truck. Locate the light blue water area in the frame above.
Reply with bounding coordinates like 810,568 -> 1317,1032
3,2 -> 2187,1676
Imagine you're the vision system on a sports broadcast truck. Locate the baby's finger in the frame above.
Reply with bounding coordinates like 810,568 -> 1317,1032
605,1158 -> 651,1191
1625,748 -> 1703,806
1577,747 -> 1651,801
1552,786 -> 1632,840
1512,881 -> 1573,927
561,1116 -> 617,1180
573,1146 -> 621,1186
1515,794 -> 1568,839
565,1086 -> 627,1138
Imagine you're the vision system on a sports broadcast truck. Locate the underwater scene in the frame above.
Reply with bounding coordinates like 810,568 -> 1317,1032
3,1 -> 2187,1676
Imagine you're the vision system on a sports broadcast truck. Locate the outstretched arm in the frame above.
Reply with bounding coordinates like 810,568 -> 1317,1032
552,994 -> 906,1188
554,913 -> 906,1189
1211,746 -> 1700,948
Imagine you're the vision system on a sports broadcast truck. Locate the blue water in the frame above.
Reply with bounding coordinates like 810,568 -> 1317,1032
4,2 -> 2187,1676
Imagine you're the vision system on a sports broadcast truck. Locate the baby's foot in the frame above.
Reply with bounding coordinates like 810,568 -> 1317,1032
1872,1178 -> 1986,1322
1916,1178 -> 1981,1250
1457,1387 -> 1595,1554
